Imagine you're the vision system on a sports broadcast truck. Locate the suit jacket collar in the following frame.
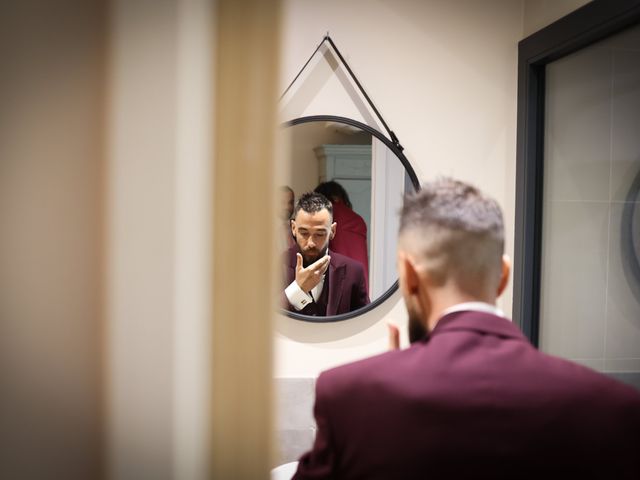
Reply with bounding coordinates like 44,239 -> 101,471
430,310 -> 527,341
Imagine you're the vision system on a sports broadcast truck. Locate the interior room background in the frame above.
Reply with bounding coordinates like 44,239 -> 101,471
1,1 -> 611,479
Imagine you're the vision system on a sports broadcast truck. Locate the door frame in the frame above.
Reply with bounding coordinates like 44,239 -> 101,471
514,0 -> 640,344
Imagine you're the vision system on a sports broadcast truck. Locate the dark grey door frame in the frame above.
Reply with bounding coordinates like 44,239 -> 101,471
514,0 -> 640,345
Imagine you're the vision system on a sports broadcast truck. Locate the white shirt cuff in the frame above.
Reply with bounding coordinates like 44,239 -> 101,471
285,281 -> 313,311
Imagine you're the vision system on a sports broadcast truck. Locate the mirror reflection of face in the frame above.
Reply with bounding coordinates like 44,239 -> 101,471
291,208 -> 336,266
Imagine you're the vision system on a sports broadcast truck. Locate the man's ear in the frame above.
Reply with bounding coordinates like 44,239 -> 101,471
497,254 -> 511,297
290,220 -> 297,238
398,250 -> 420,295
330,222 -> 337,240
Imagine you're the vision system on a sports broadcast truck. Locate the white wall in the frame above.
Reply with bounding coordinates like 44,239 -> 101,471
275,0 -> 525,378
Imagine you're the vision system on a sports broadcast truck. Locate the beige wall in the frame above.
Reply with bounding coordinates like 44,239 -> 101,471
276,0 -> 525,377
0,1 -> 107,478
0,0 -> 598,476
523,0 -> 591,37
275,0 -> 595,380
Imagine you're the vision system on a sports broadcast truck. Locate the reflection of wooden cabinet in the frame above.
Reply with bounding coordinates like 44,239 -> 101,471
314,145 -> 372,248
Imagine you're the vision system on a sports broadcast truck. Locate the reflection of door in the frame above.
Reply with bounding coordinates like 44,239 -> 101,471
314,144 -> 371,249
515,4 -> 640,390
370,138 -> 405,300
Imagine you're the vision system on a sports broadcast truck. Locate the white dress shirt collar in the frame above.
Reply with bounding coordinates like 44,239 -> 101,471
440,301 -> 507,320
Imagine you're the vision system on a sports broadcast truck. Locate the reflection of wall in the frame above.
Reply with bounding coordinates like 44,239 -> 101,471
288,122 -> 370,197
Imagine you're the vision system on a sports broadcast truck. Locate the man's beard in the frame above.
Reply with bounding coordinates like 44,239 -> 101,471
297,242 -> 329,267
408,309 -> 428,343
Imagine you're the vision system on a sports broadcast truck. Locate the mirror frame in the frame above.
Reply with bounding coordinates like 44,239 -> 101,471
282,115 -> 420,322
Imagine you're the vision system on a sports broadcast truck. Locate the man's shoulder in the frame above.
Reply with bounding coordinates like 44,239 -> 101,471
316,344 -> 423,397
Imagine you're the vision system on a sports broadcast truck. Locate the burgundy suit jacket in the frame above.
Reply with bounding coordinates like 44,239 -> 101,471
294,311 -> 640,479
283,248 -> 369,316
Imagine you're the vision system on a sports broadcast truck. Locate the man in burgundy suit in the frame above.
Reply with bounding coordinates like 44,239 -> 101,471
283,192 -> 369,316
294,178 -> 640,478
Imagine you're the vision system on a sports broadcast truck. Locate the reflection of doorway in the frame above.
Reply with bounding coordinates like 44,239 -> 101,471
314,144 -> 372,249
287,121 -> 370,203
314,141 -> 406,299
515,3 -> 640,390
370,138 -> 405,300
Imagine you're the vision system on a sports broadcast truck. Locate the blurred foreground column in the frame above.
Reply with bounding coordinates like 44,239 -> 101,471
211,1 -> 280,478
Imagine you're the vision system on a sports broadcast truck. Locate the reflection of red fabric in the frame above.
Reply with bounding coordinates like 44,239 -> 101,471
330,202 -> 369,289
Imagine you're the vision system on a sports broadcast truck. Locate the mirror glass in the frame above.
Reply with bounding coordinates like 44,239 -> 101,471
280,116 -> 418,321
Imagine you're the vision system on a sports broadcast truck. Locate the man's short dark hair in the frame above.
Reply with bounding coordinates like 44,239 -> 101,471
399,178 -> 504,290
314,181 -> 352,209
293,191 -> 333,219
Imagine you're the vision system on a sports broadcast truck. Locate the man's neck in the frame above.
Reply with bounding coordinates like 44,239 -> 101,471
427,290 -> 497,332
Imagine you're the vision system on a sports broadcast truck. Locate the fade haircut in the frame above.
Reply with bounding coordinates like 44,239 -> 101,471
293,191 -> 333,219
399,178 -> 504,292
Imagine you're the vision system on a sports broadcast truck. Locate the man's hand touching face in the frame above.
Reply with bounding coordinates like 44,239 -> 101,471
295,252 -> 330,294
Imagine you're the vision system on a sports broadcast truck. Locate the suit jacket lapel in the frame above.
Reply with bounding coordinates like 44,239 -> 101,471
327,257 -> 345,316
285,248 -> 296,284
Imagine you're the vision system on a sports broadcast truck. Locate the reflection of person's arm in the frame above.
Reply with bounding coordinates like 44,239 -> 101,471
285,281 -> 313,311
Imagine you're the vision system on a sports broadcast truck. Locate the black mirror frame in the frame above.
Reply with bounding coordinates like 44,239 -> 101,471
282,115 -> 420,323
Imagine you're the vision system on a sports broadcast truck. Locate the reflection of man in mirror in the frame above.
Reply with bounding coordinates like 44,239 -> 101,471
280,186 -> 296,250
283,192 -> 369,316
314,181 -> 369,290
294,178 -> 640,479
